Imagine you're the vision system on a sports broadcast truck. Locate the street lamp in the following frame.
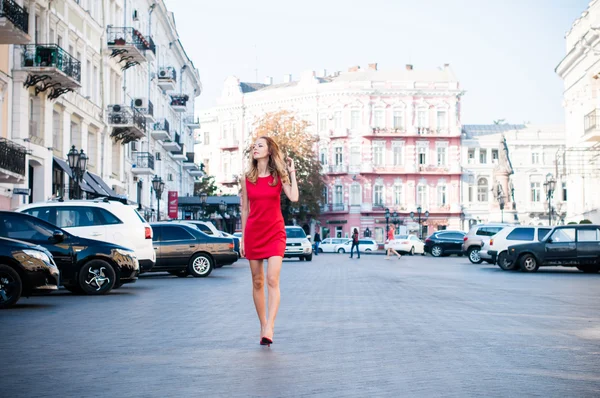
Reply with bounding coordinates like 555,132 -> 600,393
385,208 -> 390,234
219,200 -> 227,232
497,194 -> 505,223
152,175 -> 165,221
410,206 -> 429,239
199,192 -> 208,218
544,173 -> 556,226
67,145 -> 88,199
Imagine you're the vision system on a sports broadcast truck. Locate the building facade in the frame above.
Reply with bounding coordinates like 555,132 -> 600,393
0,0 -> 202,219
461,124 -> 566,228
197,64 -> 463,241
556,0 -> 600,223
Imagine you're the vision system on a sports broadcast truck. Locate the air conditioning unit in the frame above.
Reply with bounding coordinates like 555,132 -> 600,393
133,98 -> 147,109
111,104 -> 122,112
167,173 -> 173,181
159,69 -> 168,77
155,152 -> 161,161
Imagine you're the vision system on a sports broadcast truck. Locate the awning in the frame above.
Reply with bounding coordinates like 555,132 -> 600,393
53,157 -> 116,197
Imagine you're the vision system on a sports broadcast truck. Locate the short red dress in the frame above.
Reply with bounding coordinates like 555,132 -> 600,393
244,174 -> 286,260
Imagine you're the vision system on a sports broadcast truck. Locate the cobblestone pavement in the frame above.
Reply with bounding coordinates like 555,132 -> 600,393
1,254 -> 600,398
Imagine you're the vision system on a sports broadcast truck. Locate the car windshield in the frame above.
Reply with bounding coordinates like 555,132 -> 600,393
285,228 -> 306,238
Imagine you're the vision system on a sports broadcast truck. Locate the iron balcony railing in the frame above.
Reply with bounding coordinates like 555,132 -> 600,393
107,104 -> 146,132
153,118 -> 170,132
22,44 -> 81,82
170,94 -> 189,107
0,0 -> 29,34
584,109 -> 599,132
107,27 -> 156,55
158,66 -> 177,81
0,137 -> 26,176
134,152 -> 155,170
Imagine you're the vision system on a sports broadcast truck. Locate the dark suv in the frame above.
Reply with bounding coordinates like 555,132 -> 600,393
0,237 -> 60,308
0,211 -> 139,294
424,231 -> 466,257
507,225 -> 600,273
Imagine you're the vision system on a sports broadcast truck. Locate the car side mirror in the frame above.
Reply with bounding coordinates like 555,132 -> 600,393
546,238 -> 553,243
52,230 -> 65,242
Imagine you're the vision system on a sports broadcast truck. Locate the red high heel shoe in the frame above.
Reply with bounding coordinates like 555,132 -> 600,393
260,337 -> 273,346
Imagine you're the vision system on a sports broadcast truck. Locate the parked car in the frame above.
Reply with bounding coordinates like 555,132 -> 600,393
385,235 -> 425,255
318,237 -> 351,253
424,231 -> 466,257
485,226 -> 552,270
220,231 -> 240,257
506,225 -> 600,273
18,199 -> 155,273
0,237 -> 60,308
0,211 -> 139,294
150,222 -> 238,277
168,219 -> 220,236
335,239 -> 379,253
284,226 -> 313,261
462,223 -> 510,264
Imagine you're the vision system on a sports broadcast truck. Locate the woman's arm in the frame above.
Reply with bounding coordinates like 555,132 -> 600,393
282,157 -> 299,202
240,178 -> 249,257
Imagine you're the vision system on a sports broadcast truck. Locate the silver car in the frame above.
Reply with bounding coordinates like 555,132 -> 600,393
462,223 -> 510,264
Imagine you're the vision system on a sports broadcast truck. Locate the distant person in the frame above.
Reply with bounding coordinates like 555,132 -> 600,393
241,136 -> 299,347
314,231 -> 321,255
350,228 -> 360,259
385,227 -> 402,260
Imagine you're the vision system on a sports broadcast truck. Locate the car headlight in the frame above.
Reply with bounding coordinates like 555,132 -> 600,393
115,248 -> 137,258
22,249 -> 52,264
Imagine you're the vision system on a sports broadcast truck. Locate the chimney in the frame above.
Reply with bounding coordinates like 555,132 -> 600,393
348,65 -> 360,72
368,63 -> 378,71
283,74 -> 292,83
406,64 -> 413,71
264,76 -> 273,85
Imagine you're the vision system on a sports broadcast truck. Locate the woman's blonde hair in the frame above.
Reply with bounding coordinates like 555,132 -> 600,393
245,136 -> 290,186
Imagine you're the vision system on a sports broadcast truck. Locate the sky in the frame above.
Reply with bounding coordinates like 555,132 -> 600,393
165,0 -> 589,125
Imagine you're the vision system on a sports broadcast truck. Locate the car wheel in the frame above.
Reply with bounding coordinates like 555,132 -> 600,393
78,260 -> 115,295
169,270 -> 188,277
365,249 -> 372,252
497,251 -> 516,271
520,254 -> 539,272
430,245 -> 442,257
467,247 -> 483,264
305,254 -> 313,261
337,248 -> 345,253
299,256 -> 304,261
188,253 -> 213,277
318,248 -> 323,253
0,264 -> 22,309
576,265 -> 600,273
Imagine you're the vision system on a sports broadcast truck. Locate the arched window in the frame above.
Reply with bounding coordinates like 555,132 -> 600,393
477,178 -> 489,202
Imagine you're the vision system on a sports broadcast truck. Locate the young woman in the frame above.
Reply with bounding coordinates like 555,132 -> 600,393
240,136 -> 298,347
350,228 -> 360,259
385,227 -> 402,260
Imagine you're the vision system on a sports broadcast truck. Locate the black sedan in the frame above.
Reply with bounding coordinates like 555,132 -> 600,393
424,231 -> 466,257
0,211 -> 139,295
0,237 -> 60,308
150,222 -> 238,277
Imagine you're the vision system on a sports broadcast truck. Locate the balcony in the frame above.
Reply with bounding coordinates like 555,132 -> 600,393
151,118 -> 170,141
329,128 -> 349,138
327,203 -> 349,213
220,174 -> 238,185
327,164 -> 349,174
133,98 -> 154,123
131,152 -> 155,176
157,66 -> 177,91
183,152 -> 196,169
360,163 -> 407,174
220,138 -> 239,150
162,132 -> 182,152
171,144 -> 187,161
107,27 -> 155,69
417,164 -> 457,174
583,109 -> 600,142
170,94 -> 189,112
0,137 -> 26,183
107,105 -> 146,144
188,163 -> 205,177
0,0 -> 30,44
364,127 -> 410,138
21,44 -> 81,99
184,115 -> 200,129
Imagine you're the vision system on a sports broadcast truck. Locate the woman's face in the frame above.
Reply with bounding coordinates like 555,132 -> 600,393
252,138 -> 270,160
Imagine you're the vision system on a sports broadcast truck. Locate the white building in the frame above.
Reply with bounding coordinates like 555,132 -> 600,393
556,0 -> 600,223
461,124 -> 566,227
1,0 -> 202,219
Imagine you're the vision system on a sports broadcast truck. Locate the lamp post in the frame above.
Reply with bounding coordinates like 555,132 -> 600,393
410,206 -> 429,239
152,175 -> 165,221
385,208 -> 390,235
67,145 -> 88,199
497,194 -> 505,223
199,192 -> 208,219
219,200 -> 227,231
543,173 -> 556,226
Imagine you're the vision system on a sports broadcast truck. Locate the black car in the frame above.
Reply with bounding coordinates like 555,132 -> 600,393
0,211 -> 139,294
0,237 -> 60,308
424,231 -> 466,257
150,222 -> 238,277
507,224 -> 600,273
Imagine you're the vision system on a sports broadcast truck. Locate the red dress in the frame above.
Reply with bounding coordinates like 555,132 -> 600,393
244,175 -> 286,260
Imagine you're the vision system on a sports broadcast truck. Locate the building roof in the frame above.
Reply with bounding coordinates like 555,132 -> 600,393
462,124 -> 527,137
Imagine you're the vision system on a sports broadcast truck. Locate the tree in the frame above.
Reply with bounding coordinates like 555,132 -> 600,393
193,175 -> 218,197
244,110 -> 325,224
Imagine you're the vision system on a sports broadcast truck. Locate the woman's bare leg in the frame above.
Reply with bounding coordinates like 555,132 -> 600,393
263,255 -> 283,340
249,260 -> 267,337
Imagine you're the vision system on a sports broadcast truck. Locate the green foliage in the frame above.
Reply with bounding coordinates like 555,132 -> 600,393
193,175 -> 218,197
567,221 -> 578,225
579,219 -> 593,224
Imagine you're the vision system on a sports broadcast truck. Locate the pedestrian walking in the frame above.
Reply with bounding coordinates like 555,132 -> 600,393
350,228 -> 360,259
240,136 -> 299,347
385,227 -> 402,260
313,231 -> 321,255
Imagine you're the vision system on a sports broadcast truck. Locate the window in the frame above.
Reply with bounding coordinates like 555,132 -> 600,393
468,149 -> 475,164
476,226 -> 504,237
86,60 -> 91,97
418,146 -> 427,165
334,185 -> 343,204
531,152 -> 540,164
549,228 -> 575,243
373,144 -> 384,166
538,228 -> 551,241
417,110 -> 427,127
319,114 -> 327,131
562,182 -> 567,201
479,150 -> 487,164
350,146 -> 360,166
322,186 -> 328,204
577,228 -> 600,242
93,65 -> 99,103
477,178 -> 488,202
333,111 -> 341,129
350,110 -> 360,130
531,182 -> 541,202
436,146 -> 447,166
392,143 -> 404,165
23,206 -> 120,228
334,147 -> 343,165
350,184 -> 361,205
468,183 -> 474,202
204,132 -> 210,145
221,124 -> 227,140
393,184 -> 402,205
506,228 -> 535,241
393,111 -> 403,129
417,185 -> 427,206
437,185 -> 447,206
0,214 -> 54,242
374,110 -> 384,127
436,110 -> 447,129
52,111 -> 61,154
320,148 -> 328,165
162,226 -> 195,241
285,228 -> 307,238
373,185 -> 383,205
492,149 -> 499,163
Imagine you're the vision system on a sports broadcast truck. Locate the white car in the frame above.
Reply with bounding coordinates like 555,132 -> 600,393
318,237 -> 351,253
334,239 -> 379,253
18,199 -> 156,272
284,226 -> 313,261
385,234 -> 425,255
485,225 -> 553,270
